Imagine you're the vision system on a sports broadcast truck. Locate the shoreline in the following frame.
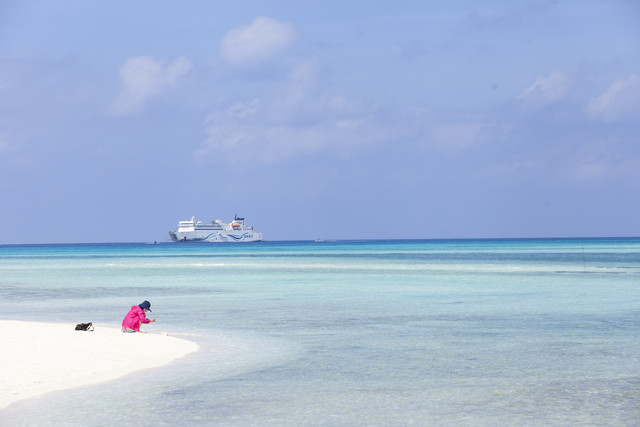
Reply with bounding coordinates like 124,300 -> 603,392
0,320 -> 199,410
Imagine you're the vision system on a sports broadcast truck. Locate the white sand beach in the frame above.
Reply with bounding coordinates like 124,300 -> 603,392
0,320 -> 199,410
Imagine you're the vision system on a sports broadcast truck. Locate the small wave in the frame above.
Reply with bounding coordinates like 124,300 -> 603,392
51,261 -> 640,275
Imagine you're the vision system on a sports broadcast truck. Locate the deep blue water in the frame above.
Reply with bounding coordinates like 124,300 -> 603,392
1,238 -> 640,425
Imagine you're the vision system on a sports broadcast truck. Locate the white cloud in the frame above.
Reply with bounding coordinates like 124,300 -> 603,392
408,108 -> 489,154
196,82 -> 490,168
201,99 -> 262,151
197,94 -> 383,165
220,17 -> 297,66
205,99 -> 261,125
196,43 -> 493,169
267,57 -> 322,121
198,97 -> 314,162
196,51 -> 393,166
517,69 -> 568,109
110,55 -> 192,115
586,73 -> 640,122
428,120 -> 486,154
199,119 -> 379,166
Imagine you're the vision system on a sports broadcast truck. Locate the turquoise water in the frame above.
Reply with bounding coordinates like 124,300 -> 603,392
1,238 -> 640,425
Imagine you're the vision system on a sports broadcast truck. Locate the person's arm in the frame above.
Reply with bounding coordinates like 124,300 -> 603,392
139,312 -> 152,324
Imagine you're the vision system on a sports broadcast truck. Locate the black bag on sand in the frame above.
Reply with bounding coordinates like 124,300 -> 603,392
75,322 -> 94,331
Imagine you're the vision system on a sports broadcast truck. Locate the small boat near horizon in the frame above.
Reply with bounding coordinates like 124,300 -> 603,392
169,215 -> 263,242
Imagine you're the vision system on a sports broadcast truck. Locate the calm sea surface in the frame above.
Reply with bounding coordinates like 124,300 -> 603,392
1,238 -> 639,425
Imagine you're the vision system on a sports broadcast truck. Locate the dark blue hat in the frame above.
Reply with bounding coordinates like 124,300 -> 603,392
139,300 -> 152,312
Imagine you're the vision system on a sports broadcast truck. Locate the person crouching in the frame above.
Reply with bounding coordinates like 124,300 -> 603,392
122,300 -> 156,333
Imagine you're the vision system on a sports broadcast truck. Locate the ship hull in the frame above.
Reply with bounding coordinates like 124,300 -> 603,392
169,231 -> 263,242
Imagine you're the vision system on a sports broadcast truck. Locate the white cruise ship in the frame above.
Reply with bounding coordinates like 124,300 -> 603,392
169,215 -> 263,242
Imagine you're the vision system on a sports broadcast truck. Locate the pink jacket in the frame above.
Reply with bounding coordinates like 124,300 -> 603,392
121,305 -> 150,331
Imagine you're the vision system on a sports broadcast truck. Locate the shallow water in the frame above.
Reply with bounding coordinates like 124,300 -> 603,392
1,238 -> 640,425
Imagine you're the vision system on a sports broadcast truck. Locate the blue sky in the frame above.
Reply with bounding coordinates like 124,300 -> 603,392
1,1 -> 639,243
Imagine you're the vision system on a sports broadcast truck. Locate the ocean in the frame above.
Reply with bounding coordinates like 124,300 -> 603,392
1,238 -> 639,425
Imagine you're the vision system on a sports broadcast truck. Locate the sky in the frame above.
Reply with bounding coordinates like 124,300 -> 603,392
1,0 -> 639,243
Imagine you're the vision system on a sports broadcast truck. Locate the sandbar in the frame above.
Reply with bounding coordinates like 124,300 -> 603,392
0,320 -> 199,410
